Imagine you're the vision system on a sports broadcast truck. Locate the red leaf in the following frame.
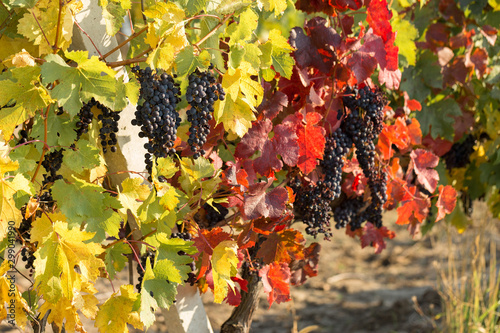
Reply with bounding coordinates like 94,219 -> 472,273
258,90 -> 289,120
243,178 -> 288,220
347,52 -> 378,83
367,0 -> 393,43
422,134 -> 453,157
436,185 -> 457,222
225,276 -> 248,306
256,229 -> 305,264
254,140 -> 283,176
378,67 -> 401,90
235,119 -> 272,159
407,118 -> 422,145
480,25 -> 497,46
296,112 -> 326,174
384,177 -> 407,210
360,223 -> 396,254
410,149 -> 440,193
290,242 -> 321,286
193,228 -> 233,279
442,56 -> 469,87
396,187 -> 430,231
449,29 -> 474,49
467,48 -> 489,78
404,91 -> 422,111
259,262 -> 291,307
425,23 -> 449,48
273,123 -> 300,167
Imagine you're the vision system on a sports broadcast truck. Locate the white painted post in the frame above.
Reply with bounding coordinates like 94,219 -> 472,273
71,3 -> 213,332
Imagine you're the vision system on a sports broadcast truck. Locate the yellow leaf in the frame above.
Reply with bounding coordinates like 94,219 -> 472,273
211,240 -> 238,303
10,50 -> 36,67
17,0 -> 75,55
0,261 -> 30,329
0,174 -> 31,239
38,297 -> 87,333
95,285 -> 144,333
214,95 -> 256,138
34,221 -> 104,304
261,0 -> 287,15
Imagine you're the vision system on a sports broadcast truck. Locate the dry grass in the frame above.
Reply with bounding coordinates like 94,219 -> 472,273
435,209 -> 500,333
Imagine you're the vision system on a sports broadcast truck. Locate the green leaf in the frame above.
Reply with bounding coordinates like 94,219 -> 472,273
0,66 -> 53,141
63,139 -> 100,174
175,46 -> 210,77
180,0 -> 208,16
243,43 -> 262,71
51,177 -> 122,242
215,0 -> 252,14
417,98 -> 462,140
199,17 -> 225,71
99,0 -> 131,37
118,177 -> 151,219
104,242 -> 131,279
31,108 -> 77,147
225,7 -> 258,46
8,0 -> 37,8
229,44 -> 246,69
272,52 -> 294,79
41,51 -> 118,118
9,143 -> 40,175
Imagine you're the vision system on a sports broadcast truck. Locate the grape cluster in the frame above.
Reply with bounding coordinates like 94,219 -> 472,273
292,85 -> 388,237
186,66 -> 225,159
21,247 -> 35,276
131,66 -> 181,174
443,134 -> 476,170
136,251 -> 156,293
41,149 -> 64,184
76,98 -> 120,153
75,101 -> 94,140
18,129 -> 30,144
203,202 -> 229,229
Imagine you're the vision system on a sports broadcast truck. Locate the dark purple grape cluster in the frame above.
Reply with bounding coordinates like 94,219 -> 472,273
75,101 -> 94,140
443,134 -> 476,170
186,65 -> 225,159
131,66 -> 181,174
76,98 -> 120,153
41,149 -> 64,184
203,202 -> 229,229
136,250 -> 156,292
18,129 -> 30,144
292,85 -> 388,237
21,247 -> 35,276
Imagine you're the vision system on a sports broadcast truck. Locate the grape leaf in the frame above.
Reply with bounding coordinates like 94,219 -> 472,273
410,149 -> 439,193
214,93 -> 256,138
17,0 -> 75,55
225,7 -> 258,46
0,260 -> 30,329
243,178 -> 288,220
51,177 -> 122,242
0,66 -> 53,140
175,46 -> 211,77
104,242 -> 131,280
41,51 -> 118,117
259,262 -> 291,307
95,285 -> 143,333
392,14 -> 418,66
436,185 -> 457,222
235,119 -> 272,159
63,139 -> 100,174
179,0 -> 208,16
0,174 -> 31,239
31,108 -> 77,146
256,229 -> 305,264
295,112 -> 326,174
34,220 -> 105,304
261,0 -> 287,16
417,98 -> 462,141
360,223 -> 396,254
117,177 -> 151,220
99,0 -> 131,36
211,240 -> 239,303
290,242 -> 320,286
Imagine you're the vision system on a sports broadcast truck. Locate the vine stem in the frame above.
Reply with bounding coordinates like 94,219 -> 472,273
53,0 -> 63,52
31,106 -> 51,183
31,10 -> 52,50
194,13 -> 233,48
108,56 -> 148,68
73,18 -> 104,59
100,26 -> 148,61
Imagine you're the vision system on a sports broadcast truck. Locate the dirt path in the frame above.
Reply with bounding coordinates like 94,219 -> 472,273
203,212 -> 445,333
